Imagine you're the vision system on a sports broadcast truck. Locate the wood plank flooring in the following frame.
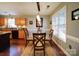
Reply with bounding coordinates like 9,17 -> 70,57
0,39 -> 66,56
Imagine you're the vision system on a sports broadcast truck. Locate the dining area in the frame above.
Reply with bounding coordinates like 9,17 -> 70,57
0,11 -> 66,56
19,26 -> 65,56
22,27 -> 53,55
0,14 -> 55,56
22,17 -> 54,55
8,14 -> 65,56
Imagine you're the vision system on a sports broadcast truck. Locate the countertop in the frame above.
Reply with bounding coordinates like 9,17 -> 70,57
0,28 -> 26,30
0,32 -> 11,35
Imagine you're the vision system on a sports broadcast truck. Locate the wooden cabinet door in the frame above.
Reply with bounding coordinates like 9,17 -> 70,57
15,18 -> 26,26
0,18 -> 5,26
12,30 -> 18,39
19,30 -> 25,39
20,18 -> 26,26
15,18 -> 21,26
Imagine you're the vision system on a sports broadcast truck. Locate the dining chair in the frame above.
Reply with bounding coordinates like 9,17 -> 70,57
49,29 -> 53,45
33,33 -> 46,56
23,28 -> 29,46
24,28 -> 33,46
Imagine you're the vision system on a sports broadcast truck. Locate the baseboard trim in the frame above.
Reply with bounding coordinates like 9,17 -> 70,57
52,39 -> 70,56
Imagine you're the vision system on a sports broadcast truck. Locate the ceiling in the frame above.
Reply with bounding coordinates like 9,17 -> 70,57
0,2 -> 61,17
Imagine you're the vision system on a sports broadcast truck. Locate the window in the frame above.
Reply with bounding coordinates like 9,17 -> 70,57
52,6 -> 66,42
8,18 -> 17,28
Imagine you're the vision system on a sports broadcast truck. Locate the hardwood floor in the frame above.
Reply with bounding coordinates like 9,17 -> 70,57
0,39 -> 66,56
10,39 -> 25,56
50,41 -> 66,56
0,39 -> 25,56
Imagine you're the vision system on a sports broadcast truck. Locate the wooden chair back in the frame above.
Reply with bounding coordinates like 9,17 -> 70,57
33,33 -> 46,56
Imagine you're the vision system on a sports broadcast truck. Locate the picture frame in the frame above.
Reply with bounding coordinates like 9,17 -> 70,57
29,21 -> 33,25
72,8 -> 79,20
36,18 -> 43,27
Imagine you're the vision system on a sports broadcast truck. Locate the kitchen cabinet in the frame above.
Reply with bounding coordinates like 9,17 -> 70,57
15,18 -> 26,26
0,18 -> 5,26
19,30 -> 25,39
1,29 -> 25,39
12,30 -> 18,39
12,30 -> 25,39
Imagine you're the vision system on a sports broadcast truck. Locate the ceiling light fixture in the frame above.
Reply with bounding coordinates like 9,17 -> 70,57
47,5 -> 50,8
36,13 -> 40,21
36,2 -> 41,21
37,2 -> 40,12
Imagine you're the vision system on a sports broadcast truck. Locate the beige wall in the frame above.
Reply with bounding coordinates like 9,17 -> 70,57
66,2 -> 79,55
50,2 -> 79,55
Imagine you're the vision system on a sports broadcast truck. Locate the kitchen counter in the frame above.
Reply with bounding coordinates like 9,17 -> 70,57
0,28 -> 26,39
0,32 -> 11,35
0,27 -> 26,30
